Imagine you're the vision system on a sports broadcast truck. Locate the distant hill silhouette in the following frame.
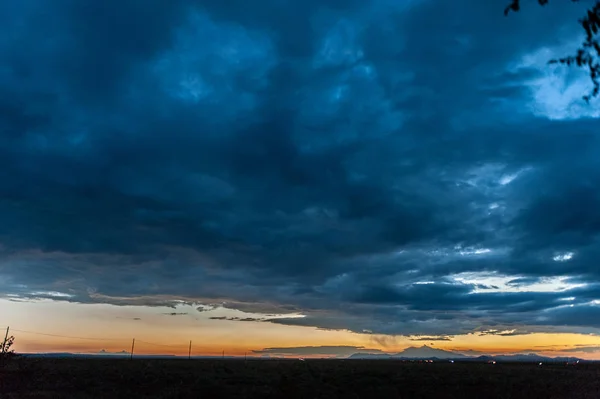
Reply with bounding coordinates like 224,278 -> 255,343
17,345 -> 585,363
348,345 -> 463,359
400,345 -> 466,359
347,345 -> 583,362
19,353 -> 241,359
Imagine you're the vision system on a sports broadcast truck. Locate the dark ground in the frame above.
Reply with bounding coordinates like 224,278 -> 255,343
1,358 -> 600,398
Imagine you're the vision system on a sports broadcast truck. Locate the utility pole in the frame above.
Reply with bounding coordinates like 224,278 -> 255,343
130,338 -> 135,360
1,326 -> 9,354
188,340 -> 192,360
222,350 -> 224,360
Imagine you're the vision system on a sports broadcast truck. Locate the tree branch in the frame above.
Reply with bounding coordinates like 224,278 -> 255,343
505,0 -> 600,102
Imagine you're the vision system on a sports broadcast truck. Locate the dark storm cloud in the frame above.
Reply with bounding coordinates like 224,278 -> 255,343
409,336 -> 453,342
559,346 -> 600,353
209,316 -> 265,322
347,281 -> 585,314
506,277 -> 542,287
1,0 -> 600,337
476,329 -> 526,337
536,305 -> 600,329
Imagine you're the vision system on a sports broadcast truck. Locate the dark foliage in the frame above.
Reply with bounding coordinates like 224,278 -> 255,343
505,0 -> 600,101
0,335 -> 17,378
0,336 -> 15,361
2,358 -> 600,398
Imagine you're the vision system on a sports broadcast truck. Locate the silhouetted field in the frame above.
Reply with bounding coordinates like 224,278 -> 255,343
2,358 -> 600,398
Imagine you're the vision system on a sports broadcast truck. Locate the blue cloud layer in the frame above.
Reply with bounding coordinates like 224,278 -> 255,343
1,0 -> 600,336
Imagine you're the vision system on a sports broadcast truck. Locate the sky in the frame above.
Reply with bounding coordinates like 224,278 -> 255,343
2,0 -> 600,359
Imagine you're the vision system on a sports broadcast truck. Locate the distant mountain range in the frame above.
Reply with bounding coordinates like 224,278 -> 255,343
348,345 -> 464,360
347,345 -> 583,363
18,345 -> 586,363
19,353 -> 239,359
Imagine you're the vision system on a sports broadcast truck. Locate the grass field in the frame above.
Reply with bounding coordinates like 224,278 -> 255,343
1,358 -> 600,398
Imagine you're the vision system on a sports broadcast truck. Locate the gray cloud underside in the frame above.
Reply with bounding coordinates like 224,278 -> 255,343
410,336 -> 453,341
253,346 -> 383,356
1,0 -> 600,336
558,346 -> 600,353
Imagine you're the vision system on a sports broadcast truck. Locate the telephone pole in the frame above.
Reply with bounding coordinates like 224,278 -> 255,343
1,326 -> 9,354
130,338 -> 135,360
188,340 -> 192,360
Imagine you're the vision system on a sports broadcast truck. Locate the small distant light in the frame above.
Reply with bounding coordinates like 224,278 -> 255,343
539,362 -> 543,366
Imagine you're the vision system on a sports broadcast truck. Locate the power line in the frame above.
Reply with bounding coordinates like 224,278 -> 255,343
10,328 -> 194,347
10,328 -> 122,342
4,326 -> 242,357
135,339 -> 188,348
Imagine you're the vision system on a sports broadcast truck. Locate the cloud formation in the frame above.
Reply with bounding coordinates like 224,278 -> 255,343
1,0 -> 600,338
253,346 -> 383,357
409,336 -> 453,342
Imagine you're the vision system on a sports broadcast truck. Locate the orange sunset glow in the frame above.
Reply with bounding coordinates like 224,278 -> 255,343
2,0 -> 600,368
5,298 -> 600,360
